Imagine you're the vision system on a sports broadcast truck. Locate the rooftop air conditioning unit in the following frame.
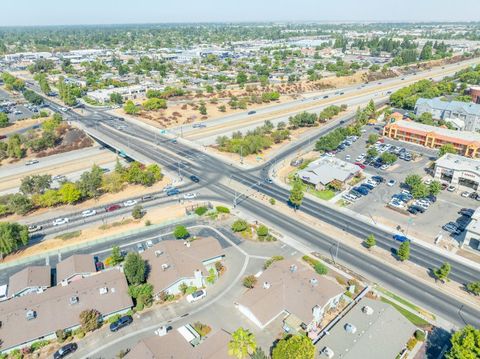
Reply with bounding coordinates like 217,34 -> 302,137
161,263 -> 170,271
99,287 -> 108,295
290,264 -> 297,272
69,296 -> 79,305
26,310 -> 36,320
321,347 -> 334,358
309,278 -> 318,286
263,281 -> 271,289
155,250 -> 163,257
344,323 -> 357,334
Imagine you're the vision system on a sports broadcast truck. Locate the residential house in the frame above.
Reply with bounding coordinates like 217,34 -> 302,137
8,266 -> 51,298
236,259 -> 344,334
141,237 -> 225,298
0,268 -> 132,353
56,254 -> 96,285
126,327 -> 231,359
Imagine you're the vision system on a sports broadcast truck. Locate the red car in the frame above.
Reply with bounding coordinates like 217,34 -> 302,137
354,162 -> 366,169
106,204 -> 121,212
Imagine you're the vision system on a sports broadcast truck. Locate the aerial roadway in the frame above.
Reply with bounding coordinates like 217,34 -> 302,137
23,57 -> 480,329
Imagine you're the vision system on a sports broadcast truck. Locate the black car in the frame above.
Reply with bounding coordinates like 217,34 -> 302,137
190,175 -> 200,183
247,110 -> 256,115
409,205 -> 426,213
408,207 -> 419,215
53,343 -> 78,359
459,208 -> 474,217
110,315 -> 133,332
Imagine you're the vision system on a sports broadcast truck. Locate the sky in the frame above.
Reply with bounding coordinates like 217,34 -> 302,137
3,0 -> 480,26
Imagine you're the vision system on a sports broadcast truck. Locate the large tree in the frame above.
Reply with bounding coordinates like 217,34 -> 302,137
397,241 -> 410,261
446,325 -> 480,359
123,252 -> 146,285
0,222 -> 29,256
289,181 -> 304,210
272,334 -> 315,359
78,165 -> 104,198
433,262 -> 451,283
79,309 -> 101,332
228,328 -> 257,359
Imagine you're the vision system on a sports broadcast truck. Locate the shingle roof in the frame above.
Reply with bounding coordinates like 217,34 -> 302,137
0,268 -> 132,351
141,237 -> 224,295
56,254 -> 96,284
237,259 -> 343,327
8,266 -> 51,297
317,297 -> 416,359
298,157 -> 359,186
126,329 -> 231,359
416,97 -> 480,116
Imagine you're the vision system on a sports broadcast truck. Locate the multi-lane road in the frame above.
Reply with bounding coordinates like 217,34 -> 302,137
23,59 -> 480,329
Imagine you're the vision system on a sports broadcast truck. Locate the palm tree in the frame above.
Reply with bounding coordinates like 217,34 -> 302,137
228,327 -> 257,359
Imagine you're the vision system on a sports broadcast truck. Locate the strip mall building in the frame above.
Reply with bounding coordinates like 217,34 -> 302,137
383,119 -> 480,158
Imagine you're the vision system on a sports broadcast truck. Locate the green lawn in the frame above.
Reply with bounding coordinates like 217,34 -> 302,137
55,231 -> 82,240
308,188 -> 336,200
377,287 -> 436,320
381,297 -> 430,327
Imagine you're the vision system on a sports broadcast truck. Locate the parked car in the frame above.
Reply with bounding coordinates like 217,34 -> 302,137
447,185 -> 456,192
443,223 -> 461,235
52,218 -> 69,226
81,209 -> 97,218
461,191 -> 471,198
28,225 -> 42,233
409,205 -> 426,213
166,188 -> 180,196
353,187 -> 369,195
137,243 -> 145,253
186,289 -> 207,303
459,208 -> 475,217
146,240 -> 154,248
123,199 -> 137,207
354,162 -> 366,169
106,204 -> 121,212
387,179 -> 396,187
290,158 -> 304,167
360,183 -> 374,190
183,192 -> 197,200
190,175 -> 200,183
372,176 -> 384,183
393,234 -> 410,243
342,193 -> 357,202
110,315 -> 133,332
53,343 -> 78,359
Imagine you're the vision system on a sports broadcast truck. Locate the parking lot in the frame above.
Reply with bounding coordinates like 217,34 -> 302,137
0,88 -> 35,122
332,124 -> 480,250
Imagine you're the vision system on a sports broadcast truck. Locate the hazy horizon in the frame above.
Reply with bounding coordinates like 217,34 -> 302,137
3,0 -> 480,27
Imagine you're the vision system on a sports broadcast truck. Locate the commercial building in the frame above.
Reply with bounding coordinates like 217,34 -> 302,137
126,327 -> 231,359
236,259 -> 344,335
0,268 -> 132,353
414,97 -> 480,131
317,297 -> 416,359
383,119 -> 480,157
141,237 -> 224,298
463,207 -> 480,251
434,153 -> 480,190
297,157 -> 361,190
86,84 -> 162,104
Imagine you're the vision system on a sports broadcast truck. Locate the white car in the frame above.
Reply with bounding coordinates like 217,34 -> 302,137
123,200 -> 137,207
380,164 -> 390,170
461,191 -> 470,198
342,193 -> 357,202
146,240 -> 154,248
345,155 -> 351,160
447,185 -> 456,192
82,209 -> 97,217
186,289 -> 207,303
183,193 -> 197,200
52,218 -> 69,226
366,179 -> 378,187
387,179 -> 396,187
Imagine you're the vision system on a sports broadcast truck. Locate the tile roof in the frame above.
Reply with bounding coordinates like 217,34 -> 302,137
8,266 -> 51,297
0,268 -> 132,351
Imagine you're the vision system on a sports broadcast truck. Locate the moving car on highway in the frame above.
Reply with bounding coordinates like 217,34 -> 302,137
52,218 -> 69,226
123,199 -> 137,207
28,225 -> 42,233
81,209 -> 97,217
25,159 -> 39,166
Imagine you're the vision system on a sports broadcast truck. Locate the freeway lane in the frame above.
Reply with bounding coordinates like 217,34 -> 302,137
82,105 -> 480,284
